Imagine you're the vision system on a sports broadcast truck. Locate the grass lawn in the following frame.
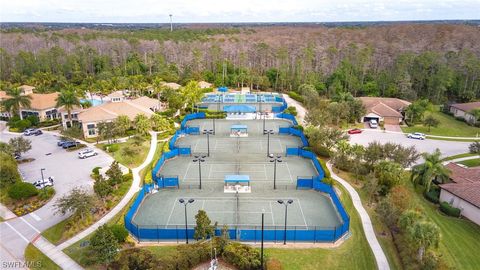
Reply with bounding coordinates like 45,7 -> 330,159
24,243 -> 61,270
98,136 -> 151,168
441,153 -> 478,161
457,158 -> 480,167
265,183 -> 377,270
337,169 -> 480,270
402,109 -> 480,137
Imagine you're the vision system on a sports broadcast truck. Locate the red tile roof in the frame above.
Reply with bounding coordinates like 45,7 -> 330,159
440,163 -> 480,208
445,163 -> 480,184
450,102 -> 480,113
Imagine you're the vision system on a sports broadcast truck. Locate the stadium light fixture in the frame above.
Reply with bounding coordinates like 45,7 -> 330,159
203,129 -> 214,157
263,129 -> 274,157
193,155 -> 206,189
178,198 -> 195,244
277,199 -> 293,245
270,156 -> 282,190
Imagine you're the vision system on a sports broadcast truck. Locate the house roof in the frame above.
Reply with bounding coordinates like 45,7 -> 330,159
19,85 -> 35,92
440,163 -> 480,208
130,96 -> 161,109
450,102 -> 480,113
358,97 -> 411,119
161,82 -> 182,90
0,91 -> 10,100
199,81 -> 213,89
107,91 -> 125,98
26,93 -> 59,110
445,163 -> 480,184
440,182 -> 480,208
77,98 -> 155,123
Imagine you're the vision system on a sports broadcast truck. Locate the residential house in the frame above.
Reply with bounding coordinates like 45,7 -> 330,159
358,97 -> 411,125
19,85 -> 35,95
449,101 -> 480,124
198,81 -> 213,89
20,92 -> 60,121
0,85 -> 36,119
77,96 -> 162,138
161,82 -> 182,90
107,90 -> 127,102
58,105 -> 83,128
439,163 -> 480,225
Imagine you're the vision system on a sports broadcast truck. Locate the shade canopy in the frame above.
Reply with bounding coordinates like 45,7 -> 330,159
231,124 -> 247,130
223,104 -> 256,113
218,86 -> 228,92
224,175 -> 250,183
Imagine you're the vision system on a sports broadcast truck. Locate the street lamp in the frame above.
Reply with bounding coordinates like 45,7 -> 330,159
260,112 -> 268,132
277,199 -> 294,245
179,198 -> 195,244
193,155 -> 206,189
263,129 -> 274,157
212,118 -> 216,135
270,156 -> 282,190
203,129 -> 213,157
40,168 -> 46,194
261,210 -> 265,270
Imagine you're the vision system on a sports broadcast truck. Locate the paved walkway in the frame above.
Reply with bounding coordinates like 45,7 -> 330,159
282,93 -> 306,125
57,131 -> 158,250
327,162 -> 390,270
442,155 -> 480,165
33,237 -> 83,270
0,203 -> 16,220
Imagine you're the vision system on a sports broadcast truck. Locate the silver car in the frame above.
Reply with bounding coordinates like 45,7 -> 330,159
78,148 -> 98,159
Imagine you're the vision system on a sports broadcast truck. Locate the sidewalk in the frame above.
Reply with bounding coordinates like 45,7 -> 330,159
33,237 -> 83,270
442,155 -> 480,165
356,128 -> 480,140
57,131 -> 158,250
0,203 -> 16,220
282,93 -> 306,125
327,162 -> 390,270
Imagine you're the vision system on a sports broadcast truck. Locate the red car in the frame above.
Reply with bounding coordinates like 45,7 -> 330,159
347,128 -> 363,134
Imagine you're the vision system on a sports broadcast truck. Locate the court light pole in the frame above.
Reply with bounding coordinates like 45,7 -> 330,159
212,118 -> 216,135
263,129 -> 274,157
203,129 -> 213,157
179,198 -> 195,244
277,199 -> 293,245
40,168 -> 46,195
261,112 -> 267,132
193,155 -> 206,189
270,156 -> 282,190
261,210 -> 265,270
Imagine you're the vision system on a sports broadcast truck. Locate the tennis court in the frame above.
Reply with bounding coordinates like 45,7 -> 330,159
186,118 -> 292,135
133,188 -> 342,229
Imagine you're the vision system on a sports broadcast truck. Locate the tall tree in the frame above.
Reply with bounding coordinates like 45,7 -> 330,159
54,187 -> 97,219
8,137 -> 32,156
56,89 -> 81,127
90,225 -> 119,266
410,149 -> 450,192
1,87 -> 32,117
194,210 -> 215,240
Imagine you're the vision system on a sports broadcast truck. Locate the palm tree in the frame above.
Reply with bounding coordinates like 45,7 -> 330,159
410,149 -> 450,192
56,89 -> 81,127
152,77 -> 167,102
1,87 -> 32,118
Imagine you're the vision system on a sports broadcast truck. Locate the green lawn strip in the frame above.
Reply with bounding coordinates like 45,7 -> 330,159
413,188 -> 480,269
266,183 -> 377,270
24,243 -> 61,270
426,136 -> 480,142
457,158 -> 480,167
42,178 -> 132,245
97,136 -> 151,168
402,110 -> 480,137
336,171 -> 403,270
441,153 -> 478,161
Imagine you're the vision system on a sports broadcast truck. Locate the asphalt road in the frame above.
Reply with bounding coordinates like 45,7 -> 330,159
0,129 -> 113,263
349,129 -> 471,163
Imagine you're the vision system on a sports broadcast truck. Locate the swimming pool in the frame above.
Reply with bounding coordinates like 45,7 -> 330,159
80,99 -> 104,107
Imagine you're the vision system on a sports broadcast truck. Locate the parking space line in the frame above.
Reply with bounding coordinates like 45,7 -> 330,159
29,212 -> 42,221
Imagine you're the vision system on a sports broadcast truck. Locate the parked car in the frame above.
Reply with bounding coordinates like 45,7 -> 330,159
407,132 -> 426,140
78,148 -> 98,159
33,177 -> 54,189
57,139 -> 71,147
347,128 -> 363,134
23,128 -> 36,136
62,141 -> 80,149
369,119 -> 378,128
33,129 -> 43,136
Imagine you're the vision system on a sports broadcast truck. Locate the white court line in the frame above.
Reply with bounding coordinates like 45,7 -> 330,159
194,137 -> 200,152
296,199 -> 309,229
4,222 -> 29,243
202,200 -> 205,210
183,162 -> 191,181
29,212 -> 41,221
285,161 -> 294,182
263,164 -> 268,179
210,169 -> 267,173
165,198 -> 178,228
205,211 -> 274,214
269,202 -> 275,226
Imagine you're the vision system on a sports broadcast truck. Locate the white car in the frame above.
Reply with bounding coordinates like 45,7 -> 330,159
407,132 -> 426,140
78,148 -> 98,159
369,119 -> 378,128
33,177 -> 54,189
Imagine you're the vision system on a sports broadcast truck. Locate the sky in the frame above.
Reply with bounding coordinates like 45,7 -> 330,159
1,0 -> 479,23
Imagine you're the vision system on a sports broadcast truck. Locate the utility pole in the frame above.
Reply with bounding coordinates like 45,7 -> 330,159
169,14 -> 173,32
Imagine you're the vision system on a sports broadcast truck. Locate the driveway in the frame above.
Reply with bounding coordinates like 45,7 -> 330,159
0,130 -> 113,262
349,129 -> 471,164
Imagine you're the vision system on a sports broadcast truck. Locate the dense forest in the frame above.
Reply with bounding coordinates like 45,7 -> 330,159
1,24 -> 480,103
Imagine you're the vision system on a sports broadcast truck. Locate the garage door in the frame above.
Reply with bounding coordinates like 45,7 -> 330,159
363,116 -> 379,122
384,117 -> 400,125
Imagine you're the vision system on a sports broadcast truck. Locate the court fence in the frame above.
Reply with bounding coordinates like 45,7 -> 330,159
181,112 -> 206,129
271,98 -> 288,113
124,184 -> 348,243
278,127 -> 309,147
276,113 -> 298,126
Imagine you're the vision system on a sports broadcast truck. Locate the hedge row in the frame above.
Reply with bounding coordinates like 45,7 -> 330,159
288,91 -> 304,103
424,190 -> 440,204
440,202 -> 461,217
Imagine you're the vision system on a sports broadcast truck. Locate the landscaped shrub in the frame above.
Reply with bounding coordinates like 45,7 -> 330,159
424,190 -> 440,204
292,124 -> 304,131
175,241 -> 211,270
92,167 -> 101,176
105,144 -> 119,152
222,241 -> 261,270
0,153 -> 21,188
14,119 -> 32,131
109,224 -> 129,243
312,145 -> 331,158
322,177 -> 335,186
38,187 -> 55,200
8,182 -> 38,200
440,202 -> 461,217
26,115 -> 39,126
288,91 -> 303,103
